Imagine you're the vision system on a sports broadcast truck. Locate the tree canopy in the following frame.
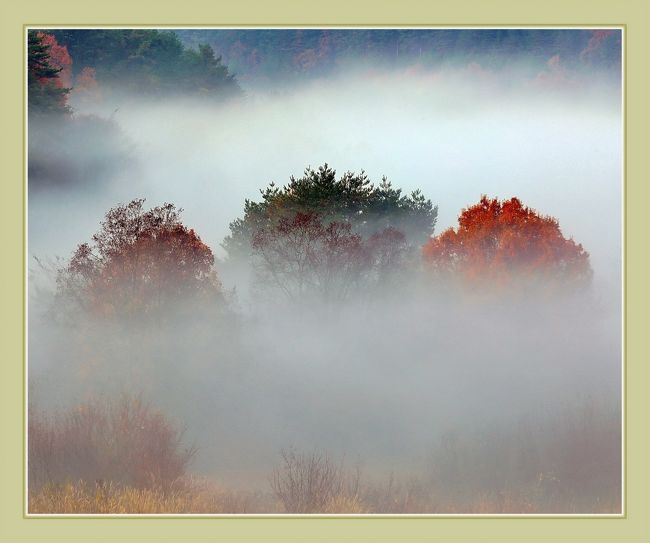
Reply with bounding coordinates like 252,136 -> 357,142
57,199 -> 222,321
48,29 -> 241,99
250,212 -> 410,303
223,164 -> 437,260
422,195 -> 592,292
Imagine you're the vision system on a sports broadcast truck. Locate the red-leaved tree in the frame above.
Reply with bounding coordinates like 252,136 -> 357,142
422,196 -> 591,292
251,212 -> 409,303
37,32 -> 73,88
57,199 -> 222,321
251,212 -> 369,303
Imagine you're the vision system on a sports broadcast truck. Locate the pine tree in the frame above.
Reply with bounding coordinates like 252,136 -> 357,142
28,31 -> 71,117
223,164 -> 437,261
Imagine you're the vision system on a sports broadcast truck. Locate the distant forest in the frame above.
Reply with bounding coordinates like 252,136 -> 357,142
175,29 -> 622,84
49,29 -> 241,98
35,29 -> 622,100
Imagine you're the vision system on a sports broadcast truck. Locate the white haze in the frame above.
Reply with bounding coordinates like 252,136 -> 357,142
29,65 -> 622,291
28,64 -> 622,500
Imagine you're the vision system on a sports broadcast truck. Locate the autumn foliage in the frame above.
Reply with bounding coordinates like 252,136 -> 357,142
251,212 -> 367,302
422,196 -> 591,291
28,31 -> 71,117
251,212 -> 409,302
57,199 -> 222,320
37,32 -> 73,88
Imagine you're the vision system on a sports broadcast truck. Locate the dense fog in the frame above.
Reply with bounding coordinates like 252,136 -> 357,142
27,30 -> 622,512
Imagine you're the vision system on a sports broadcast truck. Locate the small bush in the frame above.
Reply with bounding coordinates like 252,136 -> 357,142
28,394 -> 196,492
270,448 -> 361,513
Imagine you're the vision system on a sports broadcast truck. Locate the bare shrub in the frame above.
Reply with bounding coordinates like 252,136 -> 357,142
270,448 -> 361,513
28,394 -> 196,493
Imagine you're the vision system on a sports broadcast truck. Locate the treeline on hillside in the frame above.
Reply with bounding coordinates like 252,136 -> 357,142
175,29 -> 622,82
28,29 -> 241,118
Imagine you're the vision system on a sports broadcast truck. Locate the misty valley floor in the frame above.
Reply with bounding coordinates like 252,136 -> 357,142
28,297 -> 622,515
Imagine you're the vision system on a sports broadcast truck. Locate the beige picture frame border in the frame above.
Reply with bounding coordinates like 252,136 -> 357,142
2,0 -> 647,541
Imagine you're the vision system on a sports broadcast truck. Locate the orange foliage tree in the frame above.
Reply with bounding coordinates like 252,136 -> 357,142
58,199 -> 222,320
422,196 -> 591,291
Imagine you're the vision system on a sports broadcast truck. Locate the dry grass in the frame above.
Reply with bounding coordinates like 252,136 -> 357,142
321,494 -> 368,514
362,474 -> 439,514
29,478 -> 251,514
28,477 -> 621,515
28,396 -> 621,514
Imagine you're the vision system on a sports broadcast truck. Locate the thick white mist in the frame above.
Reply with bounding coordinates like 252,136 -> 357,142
28,62 -> 622,505
30,65 -> 621,289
